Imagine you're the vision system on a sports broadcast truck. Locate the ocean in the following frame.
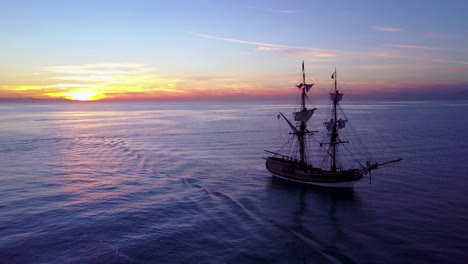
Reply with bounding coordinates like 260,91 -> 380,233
0,101 -> 467,263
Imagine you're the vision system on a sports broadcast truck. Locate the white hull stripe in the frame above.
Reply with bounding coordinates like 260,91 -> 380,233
271,173 -> 359,188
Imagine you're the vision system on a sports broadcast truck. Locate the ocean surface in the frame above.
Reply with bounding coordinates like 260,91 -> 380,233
0,100 -> 467,263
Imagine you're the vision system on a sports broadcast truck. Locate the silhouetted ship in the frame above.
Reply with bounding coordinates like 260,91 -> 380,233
265,62 -> 401,188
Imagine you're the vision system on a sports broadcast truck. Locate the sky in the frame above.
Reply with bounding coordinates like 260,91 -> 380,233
1,0 -> 467,101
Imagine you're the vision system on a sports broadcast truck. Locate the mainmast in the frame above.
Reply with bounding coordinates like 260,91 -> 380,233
299,61 -> 307,164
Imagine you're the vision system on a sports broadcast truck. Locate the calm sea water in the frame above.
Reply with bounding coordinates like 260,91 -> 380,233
0,101 -> 467,263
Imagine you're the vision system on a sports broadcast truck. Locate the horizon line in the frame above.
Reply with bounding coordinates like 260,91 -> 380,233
2,90 -> 468,103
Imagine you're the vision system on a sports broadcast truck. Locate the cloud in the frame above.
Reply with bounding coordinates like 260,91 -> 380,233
183,76 -> 240,82
14,62 -> 270,100
44,63 -> 152,75
53,83 -> 100,88
372,52 -> 468,65
1,85 -> 45,91
248,6 -> 300,14
36,63 -> 183,98
385,44 -> 464,51
265,8 -> 298,14
192,32 -> 363,55
193,32 -> 290,48
371,25 -> 401,32
52,75 -> 116,82
194,32 -> 343,60
256,46 -> 338,60
194,32 -> 468,65
44,63 -> 160,88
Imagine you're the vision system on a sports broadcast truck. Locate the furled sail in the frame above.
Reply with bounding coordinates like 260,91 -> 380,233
330,93 -> 343,103
296,83 -> 314,92
337,119 -> 347,129
325,118 -> 347,131
325,120 -> 335,131
294,108 -> 316,122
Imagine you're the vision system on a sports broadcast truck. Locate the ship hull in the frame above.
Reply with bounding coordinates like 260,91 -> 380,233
266,157 -> 365,188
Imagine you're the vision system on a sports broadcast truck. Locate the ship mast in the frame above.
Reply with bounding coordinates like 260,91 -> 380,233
299,61 -> 307,164
330,68 -> 339,172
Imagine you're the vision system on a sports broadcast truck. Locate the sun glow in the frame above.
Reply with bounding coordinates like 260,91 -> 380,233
65,91 -> 105,101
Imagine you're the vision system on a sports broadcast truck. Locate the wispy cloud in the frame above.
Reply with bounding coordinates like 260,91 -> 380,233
0,63 -> 287,100
372,52 -> 468,65
38,63 -> 182,98
371,25 -> 401,33
44,63 -> 152,75
43,63 -> 160,90
52,75 -> 116,82
191,32 -> 362,55
198,32 -> 342,60
194,32 -> 468,65
184,76 -> 240,82
5,62 -> 270,100
256,46 -> 338,61
385,44 -> 465,52
193,32 -> 291,48
248,6 -> 300,14
1,85 -> 45,91
53,83 -> 100,88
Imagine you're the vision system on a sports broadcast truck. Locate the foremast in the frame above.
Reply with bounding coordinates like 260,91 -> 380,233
295,61 -> 316,165
271,62 -> 316,165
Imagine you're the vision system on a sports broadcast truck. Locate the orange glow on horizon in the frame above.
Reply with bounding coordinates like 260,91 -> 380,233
3,61 -> 467,102
64,90 -> 106,101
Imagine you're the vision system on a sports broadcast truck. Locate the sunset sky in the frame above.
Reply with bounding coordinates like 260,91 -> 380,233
1,0 -> 467,101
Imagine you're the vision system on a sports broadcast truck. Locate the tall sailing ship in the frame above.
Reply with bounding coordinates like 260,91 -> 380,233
265,62 -> 401,188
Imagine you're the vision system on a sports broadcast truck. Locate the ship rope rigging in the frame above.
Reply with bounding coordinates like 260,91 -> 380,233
270,62 -> 401,172
265,61 -> 402,188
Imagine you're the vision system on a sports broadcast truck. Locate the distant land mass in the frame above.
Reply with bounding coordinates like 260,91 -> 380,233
1,90 -> 468,102
359,90 -> 468,101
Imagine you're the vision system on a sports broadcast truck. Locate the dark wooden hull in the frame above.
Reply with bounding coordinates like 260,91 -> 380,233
265,157 -> 365,188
